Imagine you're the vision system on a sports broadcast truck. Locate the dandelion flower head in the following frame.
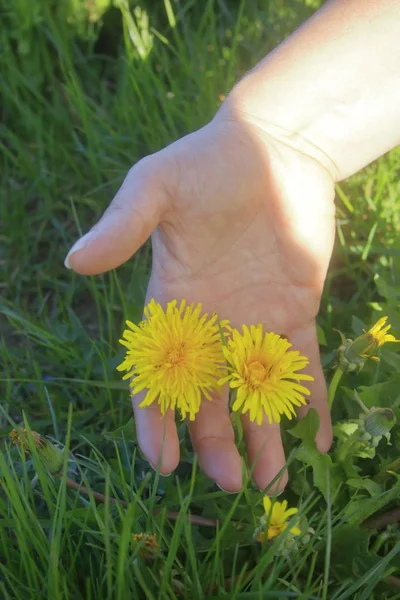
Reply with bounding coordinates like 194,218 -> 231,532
220,324 -> 313,425
10,428 -> 44,451
117,299 -> 227,420
132,533 -> 158,562
365,316 -> 399,351
257,496 -> 301,542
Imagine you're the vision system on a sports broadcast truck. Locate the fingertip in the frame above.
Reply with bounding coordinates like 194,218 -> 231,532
315,421 -> 333,454
241,416 -> 288,495
290,322 -> 333,454
64,232 -> 93,271
133,400 -> 180,476
141,439 -> 180,476
253,462 -> 289,496
148,457 -> 178,477
196,438 -> 243,492
64,233 -> 130,276
140,431 -> 180,476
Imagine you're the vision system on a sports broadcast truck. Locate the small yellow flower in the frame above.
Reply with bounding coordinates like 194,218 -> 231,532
132,533 -> 159,562
363,316 -> 399,355
117,299 -> 228,420
220,325 -> 313,425
257,496 -> 301,542
10,428 -> 43,451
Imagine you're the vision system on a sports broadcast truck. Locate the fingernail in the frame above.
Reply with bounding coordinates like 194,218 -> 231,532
64,232 -> 92,269
264,488 -> 285,497
216,483 -> 240,494
149,461 -> 173,477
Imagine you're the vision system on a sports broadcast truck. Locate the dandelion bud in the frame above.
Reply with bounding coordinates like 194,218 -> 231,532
364,408 -> 396,437
9,428 -> 64,474
336,316 -> 399,373
337,338 -> 366,373
344,334 -> 378,362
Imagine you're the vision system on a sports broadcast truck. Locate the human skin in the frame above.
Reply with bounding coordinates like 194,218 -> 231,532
65,0 -> 400,493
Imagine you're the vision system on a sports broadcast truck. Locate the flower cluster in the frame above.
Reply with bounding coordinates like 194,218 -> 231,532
117,299 -> 313,425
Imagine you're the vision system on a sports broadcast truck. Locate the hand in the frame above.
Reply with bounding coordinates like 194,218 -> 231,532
66,106 -> 335,493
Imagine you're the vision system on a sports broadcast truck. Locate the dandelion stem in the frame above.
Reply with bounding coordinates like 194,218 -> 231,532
352,390 -> 370,414
328,367 -> 343,409
65,477 -> 218,528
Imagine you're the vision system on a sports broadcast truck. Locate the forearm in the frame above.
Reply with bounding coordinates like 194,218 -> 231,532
224,0 -> 400,181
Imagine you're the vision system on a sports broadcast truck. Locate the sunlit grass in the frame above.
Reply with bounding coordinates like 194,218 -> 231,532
1,1 -> 400,598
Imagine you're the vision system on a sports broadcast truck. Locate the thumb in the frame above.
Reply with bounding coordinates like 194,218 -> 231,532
64,156 -> 172,275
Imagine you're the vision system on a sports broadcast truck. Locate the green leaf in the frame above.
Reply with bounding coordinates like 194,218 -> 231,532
288,409 -> 320,442
381,348 -> 400,372
342,480 -> 400,526
104,418 -> 137,442
351,315 -> 366,336
331,526 -> 378,579
295,444 -> 343,500
374,274 -> 400,305
290,410 -> 344,499
358,378 -> 400,409
346,478 -> 383,496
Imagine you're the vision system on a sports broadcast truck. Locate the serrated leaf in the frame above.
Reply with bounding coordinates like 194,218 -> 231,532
331,526 -> 378,579
346,478 -> 383,496
342,481 -> 400,526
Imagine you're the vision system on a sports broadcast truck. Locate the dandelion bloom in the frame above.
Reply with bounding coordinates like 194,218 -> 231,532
364,316 -> 399,353
258,496 -> 301,542
117,299 -> 227,420
220,325 -> 313,425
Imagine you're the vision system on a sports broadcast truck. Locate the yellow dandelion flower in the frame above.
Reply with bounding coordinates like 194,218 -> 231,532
132,533 -> 159,562
257,496 -> 301,542
363,316 -> 399,353
117,299 -> 228,420
220,325 -> 313,425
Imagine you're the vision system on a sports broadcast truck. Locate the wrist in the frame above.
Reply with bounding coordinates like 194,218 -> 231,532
219,91 -> 339,183
219,0 -> 400,182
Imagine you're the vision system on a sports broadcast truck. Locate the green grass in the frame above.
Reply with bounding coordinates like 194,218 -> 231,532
1,1 -> 400,598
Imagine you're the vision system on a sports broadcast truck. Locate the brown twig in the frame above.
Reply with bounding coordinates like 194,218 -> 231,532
209,571 -> 253,594
374,457 -> 400,483
65,477 -> 218,528
386,576 -> 400,590
363,507 -> 400,530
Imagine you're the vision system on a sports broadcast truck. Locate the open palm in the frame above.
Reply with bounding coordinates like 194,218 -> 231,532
67,112 -> 335,493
